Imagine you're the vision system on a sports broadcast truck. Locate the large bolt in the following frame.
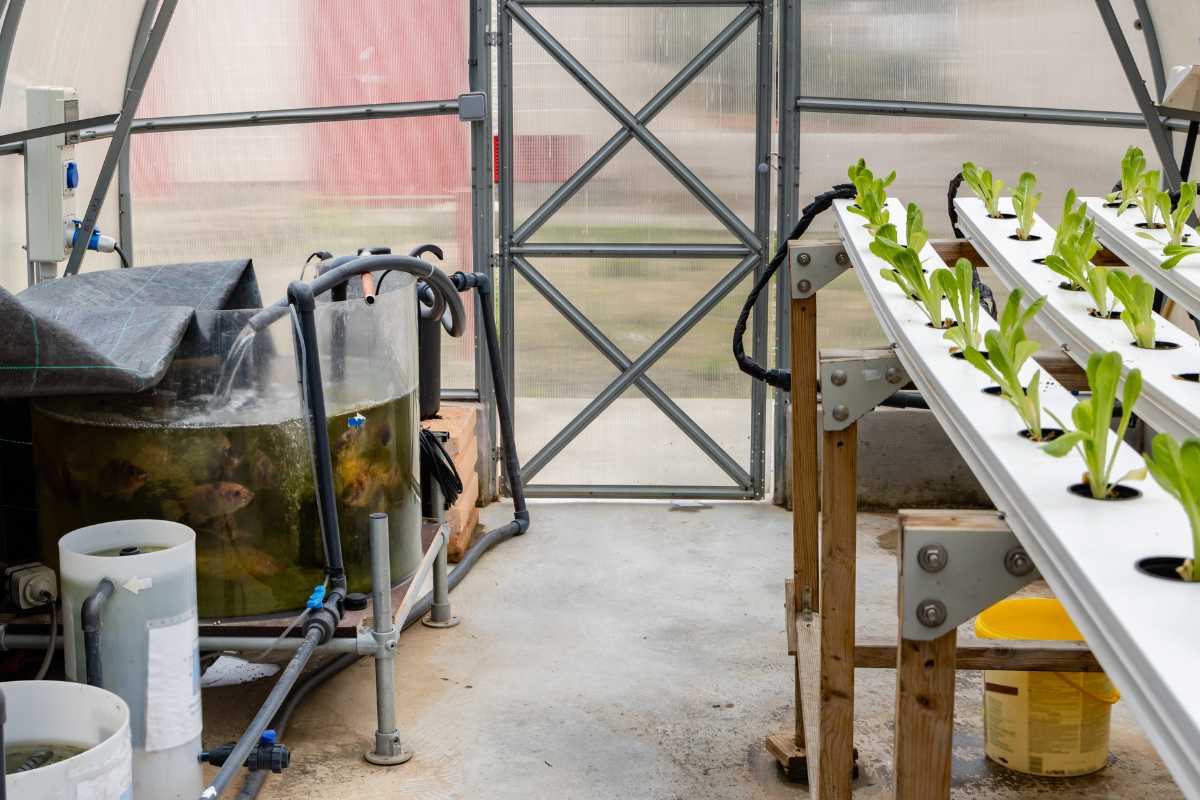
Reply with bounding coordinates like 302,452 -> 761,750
1004,546 -> 1035,577
797,252 -> 812,266
830,369 -> 848,386
885,367 -> 903,385
835,251 -> 849,266
831,405 -> 849,422
916,544 -> 948,573
916,599 -> 947,628
797,279 -> 812,294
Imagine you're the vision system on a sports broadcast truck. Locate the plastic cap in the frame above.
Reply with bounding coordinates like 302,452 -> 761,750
259,730 -> 277,745
347,413 -> 366,429
65,161 -> 79,189
343,592 -> 369,611
305,584 -> 327,609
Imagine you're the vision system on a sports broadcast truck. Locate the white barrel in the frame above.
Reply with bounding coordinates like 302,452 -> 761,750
5,680 -> 132,800
60,520 -> 203,799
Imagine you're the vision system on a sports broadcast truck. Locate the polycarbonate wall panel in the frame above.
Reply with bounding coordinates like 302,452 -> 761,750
128,1 -> 476,388
794,1 -> 1177,347
508,4 -> 762,488
1144,0 -> 1199,95
0,0 -> 143,290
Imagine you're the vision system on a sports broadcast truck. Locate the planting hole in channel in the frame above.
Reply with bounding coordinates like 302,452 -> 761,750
1007,234 -> 1043,242
982,385 -> 1003,397
989,212 -> 1018,220
1132,340 -> 1181,351
1088,308 -> 1122,320
1057,281 -> 1085,292
1067,482 -> 1142,501
1032,257 -> 1047,265
1103,201 -> 1122,208
1136,222 -> 1167,230
1019,428 -> 1064,442
1135,556 -> 1198,582
1173,372 -> 1200,383
925,320 -> 958,331
951,350 -> 988,361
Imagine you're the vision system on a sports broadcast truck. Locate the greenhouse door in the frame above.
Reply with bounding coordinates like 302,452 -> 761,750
497,0 -> 773,498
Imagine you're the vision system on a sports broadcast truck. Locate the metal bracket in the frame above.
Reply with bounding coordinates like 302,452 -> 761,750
900,515 -> 1040,641
787,241 -> 849,299
457,92 -> 487,122
818,348 -> 907,431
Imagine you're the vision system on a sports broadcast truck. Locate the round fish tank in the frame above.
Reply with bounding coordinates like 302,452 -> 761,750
32,274 -> 421,618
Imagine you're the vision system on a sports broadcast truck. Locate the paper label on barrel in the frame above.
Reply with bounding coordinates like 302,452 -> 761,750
72,735 -> 132,800
144,612 -> 203,752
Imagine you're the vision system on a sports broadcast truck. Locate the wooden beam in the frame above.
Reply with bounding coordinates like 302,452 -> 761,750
790,296 -> 820,749
894,632 -> 957,800
932,238 -> 1125,268
853,637 -> 1102,672
818,423 -> 858,800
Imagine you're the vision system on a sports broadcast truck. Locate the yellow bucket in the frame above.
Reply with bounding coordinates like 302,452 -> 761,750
974,598 -> 1119,777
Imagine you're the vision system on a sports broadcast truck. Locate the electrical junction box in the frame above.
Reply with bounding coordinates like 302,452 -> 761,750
24,86 -> 78,264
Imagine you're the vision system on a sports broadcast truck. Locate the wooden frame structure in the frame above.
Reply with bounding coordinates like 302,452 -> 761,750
766,239 -> 1102,799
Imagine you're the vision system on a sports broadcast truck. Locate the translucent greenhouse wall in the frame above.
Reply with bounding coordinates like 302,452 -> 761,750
0,0 -> 477,389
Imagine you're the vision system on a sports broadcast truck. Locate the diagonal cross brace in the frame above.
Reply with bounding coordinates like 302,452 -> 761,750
522,254 -> 758,482
512,4 -> 758,244
514,255 -> 752,487
506,0 -> 760,251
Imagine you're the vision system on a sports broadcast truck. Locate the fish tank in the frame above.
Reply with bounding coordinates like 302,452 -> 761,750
32,274 -> 421,619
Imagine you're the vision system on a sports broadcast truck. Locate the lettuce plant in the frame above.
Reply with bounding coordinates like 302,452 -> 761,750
1011,172 -> 1042,240
934,258 -> 982,351
1107,271 -> 1157,349
1043,350 -> 1146,499
872,205 -> 946,327
1050,189 -> 1087,259
1106,145 -> 1148,216
1135,170 -> 1165,228
1142,433 -> 1200,580
1139,181 -> 1197,249
963,289 -> 1048,439
1161,242 -> 1200,269
1043,218 -> 1112,316
846,159 -> 895,232
962,162 -> 1005,219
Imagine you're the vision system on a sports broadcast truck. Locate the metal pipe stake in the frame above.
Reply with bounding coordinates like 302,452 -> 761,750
364,512 -> 411,766
424,483 -> 459,628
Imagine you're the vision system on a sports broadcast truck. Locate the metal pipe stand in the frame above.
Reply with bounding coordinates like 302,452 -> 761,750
423,482 -> 459,629
364,512 -> 413,766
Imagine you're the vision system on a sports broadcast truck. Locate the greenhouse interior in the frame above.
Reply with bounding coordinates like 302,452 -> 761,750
2,1 -> 1200,798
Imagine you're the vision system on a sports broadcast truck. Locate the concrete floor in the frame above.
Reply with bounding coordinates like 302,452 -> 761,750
204,501 -> 1181,799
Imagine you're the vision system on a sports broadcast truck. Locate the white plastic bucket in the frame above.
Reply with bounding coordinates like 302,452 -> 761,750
4,680 -> 132,799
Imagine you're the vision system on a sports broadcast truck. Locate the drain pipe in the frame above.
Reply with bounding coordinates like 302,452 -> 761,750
80,578 -> 114,688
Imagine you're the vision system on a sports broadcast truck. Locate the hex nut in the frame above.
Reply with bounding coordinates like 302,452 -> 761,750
831,405 -> 849,422
916,599 -> 947,628
1004,546 -> 1035,577
830,369 -> 848,386
835,251 -> 850,266
916,544 -> 948,573
797,252 -> 812,266
885,367 -> 904,385
797,279 -> 812,294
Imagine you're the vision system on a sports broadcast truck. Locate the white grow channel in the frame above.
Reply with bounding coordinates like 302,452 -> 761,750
955,196 -> 1200,442
833,197 -> 1200,797
1085,198 -> 1200,321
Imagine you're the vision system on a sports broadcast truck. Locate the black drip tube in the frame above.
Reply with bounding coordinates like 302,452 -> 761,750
234,268 -> 529,800
81,578 -> 114,688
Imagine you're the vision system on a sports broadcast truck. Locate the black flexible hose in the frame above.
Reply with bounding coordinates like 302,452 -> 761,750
81,578 -> 114,688
733,184 -> 857,393
113,243 -> 130,269
421,429 -> 463,509
945,172 -> 997,318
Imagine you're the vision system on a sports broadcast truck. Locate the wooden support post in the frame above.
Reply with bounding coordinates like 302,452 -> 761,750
894,633 -> 956,800
791,294 -> 819,746
818,422 -> 858,800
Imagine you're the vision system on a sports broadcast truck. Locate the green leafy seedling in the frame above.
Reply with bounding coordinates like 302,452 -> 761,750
1135,170 -> 1165,229
963,289 -> 1048,440
1051,189 -> 1087,259
846,158 -> 895,233
1142,433 -> 1200,580
1107,271 -> 1157,349
934,258 -> 982,351
1011,172 -> 1042,241
962,162 -> 1005,219
1105,145 -> 1148,217
1139,181 -> 1197,250
1043,218 -> 1112,317
1043,350 -> 1146,500
1161,242 -> 1200,269
872,204 -> 946,327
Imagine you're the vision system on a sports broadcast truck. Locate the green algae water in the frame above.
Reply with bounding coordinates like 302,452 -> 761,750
33,390 -> 420,618
4,742 -> 88,774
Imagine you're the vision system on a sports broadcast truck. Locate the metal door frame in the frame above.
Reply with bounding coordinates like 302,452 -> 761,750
497,0 -> 773,499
